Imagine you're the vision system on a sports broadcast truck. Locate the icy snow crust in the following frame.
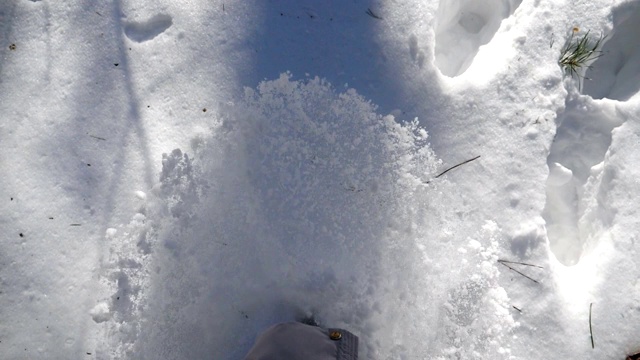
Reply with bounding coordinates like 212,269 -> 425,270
1,0 -> 640,359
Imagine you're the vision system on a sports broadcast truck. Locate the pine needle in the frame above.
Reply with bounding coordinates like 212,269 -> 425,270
498,259 -> 544,269
435,155 -> 481,179
558,29 -> 606,88
590,302 -> 595,349
498,261 -> 540,284
365,8 -> 383,20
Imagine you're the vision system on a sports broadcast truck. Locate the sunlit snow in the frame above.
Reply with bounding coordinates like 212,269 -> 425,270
1,0 -> 640,359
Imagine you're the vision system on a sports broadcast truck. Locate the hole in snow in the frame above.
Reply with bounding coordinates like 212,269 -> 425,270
583,2 -> 640,101
124,14 -> 173,43
434,0 -> 522,77
543,100 -> 623,266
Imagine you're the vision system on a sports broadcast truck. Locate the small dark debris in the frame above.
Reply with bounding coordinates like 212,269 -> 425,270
512,305 -> 522,313
10,197 -> 13,201
87,353 -> 92,356
70,224 -> 82,226
9,44 -> 16,51
202,108 -> 207,112
280,12 -> 283,16
19,233 -> 24,237
48,217 -> 54,220
87,163 -> 91,167
114,63 -> 119,67
366,8 -> 383,20
116,296 -> 120,300
147,105 -> 150,108
89,135 -> 106,141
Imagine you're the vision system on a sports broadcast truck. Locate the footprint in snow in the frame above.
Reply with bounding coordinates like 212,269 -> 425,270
124,14 -> 173,43
543,1 -> 640,266
433,0 -> 522,77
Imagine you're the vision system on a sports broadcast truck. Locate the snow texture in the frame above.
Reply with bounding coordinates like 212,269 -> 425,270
582,1 -> 640,101
110,75 -> 445,359
435,0 -> 522,77
1,0 -> 640,359
124,14 -> 173,43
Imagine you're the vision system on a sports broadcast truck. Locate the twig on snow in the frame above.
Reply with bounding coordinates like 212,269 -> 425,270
498,259 -> 544,269
89,135 -> 107,141
435,155 -> 481,179
498,260 -> 540,284
512,305 -> 522,313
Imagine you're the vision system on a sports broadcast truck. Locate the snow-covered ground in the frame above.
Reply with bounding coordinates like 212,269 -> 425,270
1,0 -> 640,358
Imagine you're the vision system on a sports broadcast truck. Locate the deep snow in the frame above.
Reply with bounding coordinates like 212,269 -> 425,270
1,0 -> 640,359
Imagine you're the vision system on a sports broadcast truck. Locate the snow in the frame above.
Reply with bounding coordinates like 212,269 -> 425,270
1,0 -> 640,359
434,0 -> 523,77
583,0 -> 640,101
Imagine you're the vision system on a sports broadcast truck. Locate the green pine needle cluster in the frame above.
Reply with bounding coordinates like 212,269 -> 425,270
559,29 -> 605,81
